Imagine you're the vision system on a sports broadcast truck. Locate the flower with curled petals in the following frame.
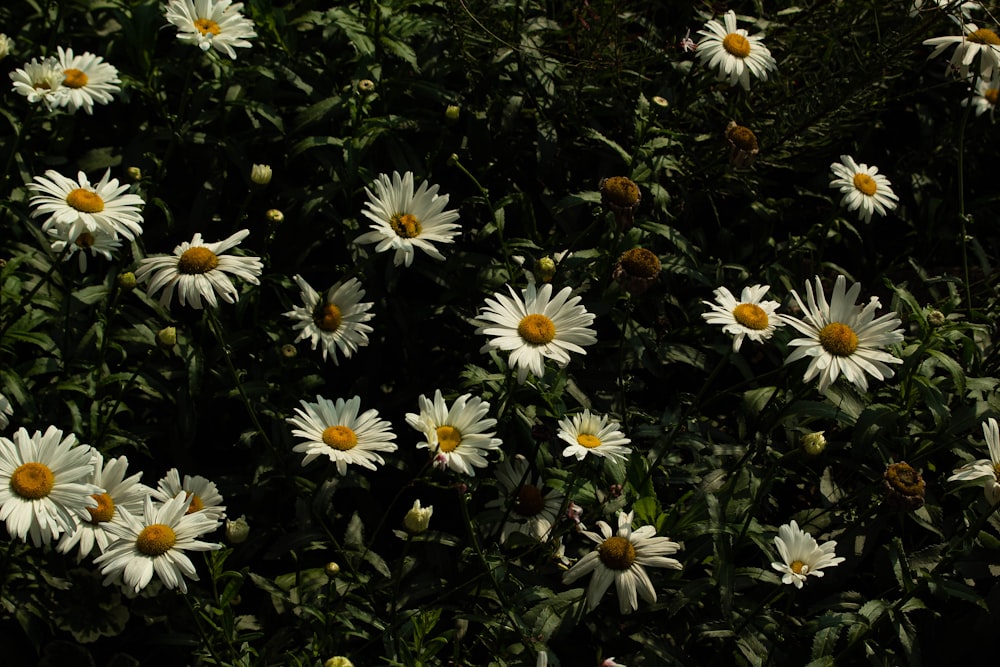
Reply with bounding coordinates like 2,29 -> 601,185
283,275 -> 375,364
829,155 -> 899,223
770,520 -> 845,588
701,284 -> 783,352
405,390 -> 501,476
165,0 -> 257,59
563,510 -> 682,614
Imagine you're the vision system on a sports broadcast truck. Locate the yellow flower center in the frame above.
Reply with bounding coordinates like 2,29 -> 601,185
435,425 -> 462,453
514,485 -> 545,516
986,88 -> 1000,105
726,124 -> 759,152
852,173 -> 878,196
75,232 -> 96,248
968,28 -> 1000,45
517,314 -> 556,345
577,433 -> 602,449
63,68 -> 88,89
618,248 -> 661,278
722,33 -> 751,58
884,462 -> 925,496
185,492 -> 204,514
389,213 -> 422,238
66,188 -> 105,214
177,246 -> 220,275
790,560 -> 805,574
818,322 -> 859,356
322,425 -> 358,451
195,18 -> 221,36
314,303 -> 343,332
600,176 -> 641,208
598,535 -> 637,570
10,462 -> 55,500
87,493 -> 115,523
732,303 -> 769,330
136,524 -> 177,556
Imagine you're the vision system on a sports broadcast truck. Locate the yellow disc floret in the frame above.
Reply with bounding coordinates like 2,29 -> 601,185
63,68 -> 89,89
968,28 -> 1000,45
723,33 -> 751,58
598,535 -> 637,570
514,485 -> 545,516
10,462 -> 55,500
87,493 -> 116,523
732,303 -> 769,330
577,434 -> 602,449
185,492 -> 205,514
517,314 -> 556,345
790,560 -> 806,574
136,524 -> 177,556
314,303 -> 343,332
389,213 -> 422,238
322,426 -> 358,451
618,248 -> 661,278
819,322 -> 859,356
194,18 -> 221,36
852,173 -> 878,196
986,89 -> 1000,106
178,247 -> 220,275
435,425 -> 462,453
66,188 -> 105,214
75,232 -> 96,248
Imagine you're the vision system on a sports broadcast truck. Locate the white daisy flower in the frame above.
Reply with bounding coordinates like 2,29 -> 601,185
9,56 -> 64,109
134,229 -> 263,309
164,0 -> 257,60
29,169 -> 144,242
696,10 -> 777,91
770,520 -> 845,588
95,492 -> 222,593
964,77 -> 1000,118
354,171 -> 461,267
152,468 -> 226,524
923,20 -> 1000,81
828,155 -> 899,223
701,284 -> 783,352
563,510 -> 682,614
56,452 -> 152,560
287,395 -> 397,475
781,275 -> 904,394
477,282 -> 597,384
0,393 -> 11,430
405,390 -> 502,476
49,227 -> 122,272
0,426 -> 102,547
948,417 -> 1000,503
51,47 -> 120,115
558,409 -> 631,463
485,455 -> 564,543
283,275 -> 375,364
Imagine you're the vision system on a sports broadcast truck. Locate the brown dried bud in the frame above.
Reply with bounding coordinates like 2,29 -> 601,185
884,461 -> 926,511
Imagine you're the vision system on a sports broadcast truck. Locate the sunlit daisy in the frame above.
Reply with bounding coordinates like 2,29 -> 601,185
701,284 -> 783,352
0,393 -> 11,430
283,275 -> 375,364
477,283 -> 597,384
49,227 -> 122,272
563,510 -> 682,614
0,426 -> 101,547
781,275 -> 904,393
51,47 -> 120,115
405,390 -> 502,476
29,169 -> 144,242
287,395 -> 397,475
485,455 -> 564,543
965,77 -> 1000,118
828,155 -> 899,223
95,492 -> 221,593
134,229 -> 263,309
558,410 -> 631,463
56,453 -> 152,560
948,417 -> 1000,504
152,468 -> 226,524
10,56 -> 64,109
696,10 -> 777,91
924,20 -> 1000,80
770,520 -> 845,588
164,0 -> 257,60
354,171 -> 461,267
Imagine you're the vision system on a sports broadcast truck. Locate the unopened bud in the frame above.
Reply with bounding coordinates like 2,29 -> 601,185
324,658 -> 354,667
403,499 -> 433,534
445,104 -> 461,123
250,164 -> 272,186
281,343 -> 297,358
801,431 -> 827,456
117,271 -> 137,290
126,166 -> 142,182
357,79 -> 375,94
535,256 -> 556,283
156,326 -> 177,349
266,208 -> 284,225
225,515 -> 249,544
927,310 -> 946,327
324,562 -> 341,578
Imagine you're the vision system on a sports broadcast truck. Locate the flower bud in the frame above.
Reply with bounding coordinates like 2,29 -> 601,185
599,176 -> 641,229
445,104 -> 461,123
126,166 -> 142,182
0,35 -> 12,62
225,515 -> 249,544
324,562 -> 341,578
613,247 -> 661,295
324,658 -> 354,667
281,343 -> 297,358
884,461 -> 926,511
927,309 -> 946,327
156,326 -> 177,349
357,79 -> 375,94
117,271 -> 137,290
801,431 -> 826,455
534,256 -> 556,283
265,208 -> 284,225
403,499 -> 433,534
651,95 -> 669,108
250,163 -> 272,186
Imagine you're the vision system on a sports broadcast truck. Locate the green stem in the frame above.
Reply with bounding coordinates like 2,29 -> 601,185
451,157 -> 515,281
957,70 -> 978,315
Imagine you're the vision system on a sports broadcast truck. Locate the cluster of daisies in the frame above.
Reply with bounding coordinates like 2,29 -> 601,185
0,426 -> 226,593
